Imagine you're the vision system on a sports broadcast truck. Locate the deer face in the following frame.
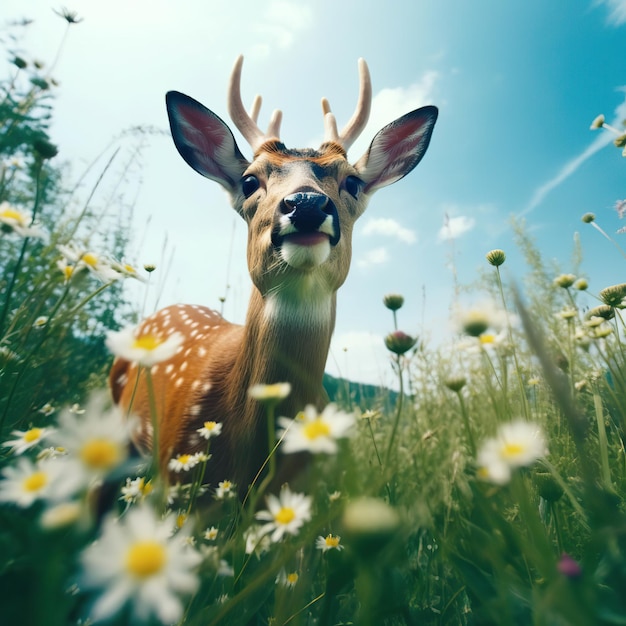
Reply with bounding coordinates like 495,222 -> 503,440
165,57 -> 437,302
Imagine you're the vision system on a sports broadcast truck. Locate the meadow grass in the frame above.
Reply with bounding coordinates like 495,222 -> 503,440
2,12 -> 626,626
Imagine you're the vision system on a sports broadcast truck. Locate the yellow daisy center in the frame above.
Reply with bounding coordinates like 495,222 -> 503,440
63,265 -> 74,279
125,541 -> 167,578
23,471 -> 48,493
80,438 -> 121,469
275,506 -> 296,525
81,252 -> 98,267
204,421 -> 217,430
324,534 -> 340,548
132,334 -> 163,351
24,428 -> 43,443
479,333 -> 496,345
1,208 -> 25,223
220,480 -> 232,489
177,454 -> 192,465
302,419 -> 331,440
286,572 -> 299,585
501,442 -> 524,458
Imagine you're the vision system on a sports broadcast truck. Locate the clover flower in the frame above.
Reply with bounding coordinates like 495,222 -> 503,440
476,420 -> 547,485
106,324 -> 185,367
3,426 -> 55,454
316,533 -> 343,552
277,404 -> 355,454
255,484 -> 312,542
80,505 -> 201,624
0,202 -> 47,239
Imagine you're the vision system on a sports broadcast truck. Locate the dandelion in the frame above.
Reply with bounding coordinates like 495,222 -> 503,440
215,480 -> 236,499
276,569 -> 299,588
248,382 -> 291,402
476,420 -> 547,485
0,202 -> 47,239
106,324 -> 185,367
197,421 -> 222,440
80,505 -> 201,624
50,393 -> 131,486
168,453 -> 201,473
256,484 -> 312,542
277,404 -> 355,454
3,426 -> 55,454
316,533 -> 343,552
0,457 -> 80,507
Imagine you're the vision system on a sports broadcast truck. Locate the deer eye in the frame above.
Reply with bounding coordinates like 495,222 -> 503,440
241,175 -> 260,198
343,175 -> 363,198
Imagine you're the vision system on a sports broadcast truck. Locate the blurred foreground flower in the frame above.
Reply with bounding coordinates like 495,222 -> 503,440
248,382 -> 291,403
453,301 -> 508,338
476,420 -> 547,485
383,293 -> 404,311
80,505 -> 201,624
0,201 -> 47,239
384,330 -> 417,355
106,324 -> 185,367
277,404 -> 355,454
316,533 -> 343,552
3,426 -> 55,454
255,484 -> 312,542
57,244 -> 121,282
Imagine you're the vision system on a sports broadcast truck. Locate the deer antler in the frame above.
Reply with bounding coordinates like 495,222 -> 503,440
228,55 -> 283,151
321,58 -> 372,151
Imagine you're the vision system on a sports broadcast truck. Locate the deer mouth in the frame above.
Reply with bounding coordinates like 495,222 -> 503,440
278,231 -> 332,269
282,232 -> 330,246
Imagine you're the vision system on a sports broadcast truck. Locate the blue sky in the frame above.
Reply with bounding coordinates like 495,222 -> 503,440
4,0 -> 626,387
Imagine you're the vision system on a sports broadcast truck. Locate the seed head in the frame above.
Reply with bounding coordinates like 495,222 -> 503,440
598,283 -> 626,308
485,249 -> 506,267
581,212 -> 595,224
383,294 -> 404,311
586,305 -> 615,321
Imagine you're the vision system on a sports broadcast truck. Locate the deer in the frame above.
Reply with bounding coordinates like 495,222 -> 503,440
109,56 -> 438,492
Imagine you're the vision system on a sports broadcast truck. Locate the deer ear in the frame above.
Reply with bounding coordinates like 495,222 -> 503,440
354,105 -> 438,194
166,91 -> 249,193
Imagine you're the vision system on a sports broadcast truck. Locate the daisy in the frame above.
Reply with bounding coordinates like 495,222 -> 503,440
197,421 -> 222,440
105,324 -> 185,367
120,477 -> 153,504
80,505 -> 201,624
243,524 -> 271,557
276,569 -> 299,588
476,419 -> 547,485
204,526 -> 219,541
49,393 -> 131,487
255,484 -> 312,542
277,404 -> 355,454
248,382 -> 291,402
0,201 -> 47,239
3,426 -> 55,454
0,457 -> 81,507
57,243 -> 120,283
215,480 -> 235,499
316,533 -> 343,552
168,453 -> 201,473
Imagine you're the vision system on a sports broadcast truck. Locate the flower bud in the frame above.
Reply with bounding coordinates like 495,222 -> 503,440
614,133 -> 626,149
581,212 -> 595,224
342,497 -> 400,559
12,56 -> 27,69
143,263 -> 156,273
554,274 -> 576,289
573,278 -> 588,291
586,305 -> 614,321
533,471 -> 563,502
598,283 -> 626,308
383,294 -> 404,311
557,553 -> 582,579
485,249 -> 506,267
590,114 -> 605,130
444,375 -> 467,392
384,330 -> 417,355
33,138 -> 58,160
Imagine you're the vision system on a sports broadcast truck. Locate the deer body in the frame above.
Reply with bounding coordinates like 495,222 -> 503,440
110,57 -> 437,489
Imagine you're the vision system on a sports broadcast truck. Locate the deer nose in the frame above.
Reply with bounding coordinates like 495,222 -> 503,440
282,192 -> 331,232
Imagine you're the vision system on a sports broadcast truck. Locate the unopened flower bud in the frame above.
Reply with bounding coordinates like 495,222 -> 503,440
485,249 -> 506,267
12,56 -> 27,69
614,133 -> 626,149
33,138 -> 58,160
586,305 -> 614,321
581,212 -> 595,224
533,472 -> 564,502
143,263 -> 156,273
573,278 -> 588,291
383,294 -> 404,311
384,330 -> 417,355
444,375 -> 467,392
557,553 -> 582,579
342,497 -> 400,559
554,274 -> 576,289
590,114 -> 605,130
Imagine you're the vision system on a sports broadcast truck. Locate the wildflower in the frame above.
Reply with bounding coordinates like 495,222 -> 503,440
581,212 -> 595,224
197,421 -> 222,439
485,249 -> 506,267
453,302 -> 507,337
111,260 -> 147,282
39,402 -> 55,416
586,305 -> 614,321
33,316 -> 49,328
106,324 -> 185,367
57,244 -> 120,282
383,293 -> 404,311
277,404 -> 355,454
384,330 -> 417,355
0,202 -> 47,239
56,258 -> 75,282
204,527 -> 219,541
244,524 -> 271,557
168,453 -> 201,473
248,382 -> 292,403
40,501 -> 83,529
276,569 -> 299,588
120,477 -> 153,504
360,409 -> 381,420
615,133 -> 626,148
80,505 -> 201,624
444,375 -> 467,392
215,480 -> 236,499
328,490 -> 342,502
557,553 -> 582,579
255,484 -> 312,542
556,307 -> 577,321
574,278 -> 588,291
590,114 -> 605,129
591,325 -> 613,339
316,533 -> 343,552
69,403 -> 85,414
144,263 -> 157,273
476,420 -> 547,485
53,7 -> 84,24
3,426 -> 55,454
599,283 -> 626,308
554,274 -> 576,289
50,393 -> 131,486
0,457 -> 80,507
342,497 -> 400,558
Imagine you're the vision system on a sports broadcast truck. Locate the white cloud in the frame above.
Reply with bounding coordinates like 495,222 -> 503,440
522,90 -> 626,216
437,215 -> 476,241
597,0 -> 626,25
251,1 -> 314,54
361,217 -> 417,243
348,71 -> 439,159
357,247 -> 389,268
